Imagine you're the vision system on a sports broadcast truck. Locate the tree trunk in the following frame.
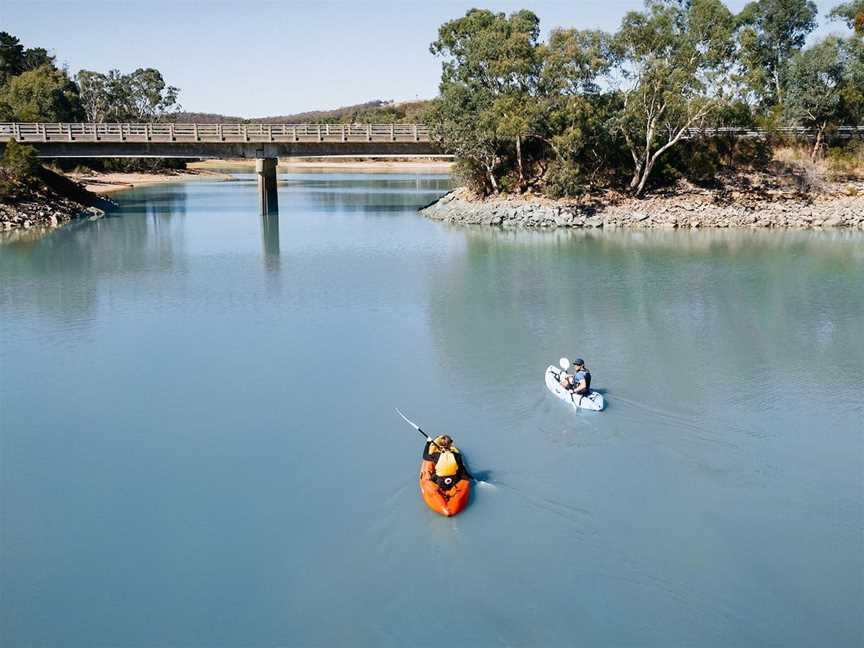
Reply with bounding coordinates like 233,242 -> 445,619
811,125 -> 826,161
516,136 -> 524,191
634,158 -> 657,197
486,165 -> 499,194
629,162 -> 642,190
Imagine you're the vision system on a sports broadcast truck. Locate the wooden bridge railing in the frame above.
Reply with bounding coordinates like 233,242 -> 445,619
0,122 -> 433,144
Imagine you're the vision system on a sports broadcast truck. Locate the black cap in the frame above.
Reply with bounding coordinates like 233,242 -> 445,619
573,358 -> 585,366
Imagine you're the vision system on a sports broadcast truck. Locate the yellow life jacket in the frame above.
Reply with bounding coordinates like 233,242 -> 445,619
434,448 -> 460,477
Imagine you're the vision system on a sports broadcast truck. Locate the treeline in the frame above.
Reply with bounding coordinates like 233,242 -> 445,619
426,0 -> 864,196
0,32 -> 180,124
0,30 -> 184,176
173,99 -> 432,124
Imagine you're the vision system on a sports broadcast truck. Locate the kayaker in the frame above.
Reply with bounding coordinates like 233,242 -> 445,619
423,435 -> 467,488
560,357 -> 591,396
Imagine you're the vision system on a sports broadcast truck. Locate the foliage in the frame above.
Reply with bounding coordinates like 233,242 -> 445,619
0,64 -> 83,122
829,0 -> 864,35
0,139 -> 39,197
784,36 -> 864,157
429,8 -> 545,194
75,68 -> 180,122
0,32 -> 56,85
610,0 -> 737,195
736,0 -> 818,106
543,159 -> 586,198
425,2 -> 864,198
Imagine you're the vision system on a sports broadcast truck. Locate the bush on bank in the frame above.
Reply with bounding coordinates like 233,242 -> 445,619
0,138 -> 39,198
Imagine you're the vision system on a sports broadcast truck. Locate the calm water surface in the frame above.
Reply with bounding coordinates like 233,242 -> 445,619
1,173 -> 862,647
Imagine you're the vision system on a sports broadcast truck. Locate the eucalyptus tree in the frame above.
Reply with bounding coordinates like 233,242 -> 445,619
428,8 -> 544,193
784,37 -> 850,157
75,68 -> 180,123
737,0 -> 818,108
611,0 -> 737,196
539,28 -> 619,191
829,0 -> 864,35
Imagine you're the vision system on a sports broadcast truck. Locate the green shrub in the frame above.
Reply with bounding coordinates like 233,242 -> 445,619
543,159 -> 584,198
453,158 -> 492,195
1,138 -> 39,181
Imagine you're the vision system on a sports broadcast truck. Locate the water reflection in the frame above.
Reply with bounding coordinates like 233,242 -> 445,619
0,188 -> 189,326
260,211 -> 280,272
283,173 -> 451,215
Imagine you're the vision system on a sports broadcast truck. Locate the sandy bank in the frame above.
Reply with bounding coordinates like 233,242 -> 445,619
65,169 -> 232,195
189,157 -> 453,173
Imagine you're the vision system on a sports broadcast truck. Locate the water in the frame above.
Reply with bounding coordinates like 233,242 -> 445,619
1,173 -> 862,647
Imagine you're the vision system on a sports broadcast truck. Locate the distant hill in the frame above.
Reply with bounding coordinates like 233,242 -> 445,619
173,100 -> 433,124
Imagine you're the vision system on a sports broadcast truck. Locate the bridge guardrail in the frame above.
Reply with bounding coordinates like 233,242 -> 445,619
0,123 -> 861,145
0,122 -> 433,144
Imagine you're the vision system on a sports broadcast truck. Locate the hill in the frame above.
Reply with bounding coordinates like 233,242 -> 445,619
173,99 -> 432,124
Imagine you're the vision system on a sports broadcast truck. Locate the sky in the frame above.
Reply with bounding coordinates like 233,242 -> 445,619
2,0 -> 849,118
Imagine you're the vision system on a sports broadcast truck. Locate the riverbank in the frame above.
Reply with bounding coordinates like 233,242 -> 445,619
65,168 -> 232,195
189,157 -> 453,173
0,167 -> 113,232
422,179 -> 864,229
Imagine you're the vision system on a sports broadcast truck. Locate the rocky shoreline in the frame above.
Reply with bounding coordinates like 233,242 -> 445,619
421,186 -> 864,229
0,167 -> 115,232
0,195 -> 105,231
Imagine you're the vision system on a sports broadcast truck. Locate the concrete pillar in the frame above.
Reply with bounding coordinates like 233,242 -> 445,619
255,157 -> 279,214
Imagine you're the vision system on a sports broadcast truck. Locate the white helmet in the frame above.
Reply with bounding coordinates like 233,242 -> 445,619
559,357 -> 571,370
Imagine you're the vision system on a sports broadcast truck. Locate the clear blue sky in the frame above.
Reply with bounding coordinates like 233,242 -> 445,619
2,0 -> 847,118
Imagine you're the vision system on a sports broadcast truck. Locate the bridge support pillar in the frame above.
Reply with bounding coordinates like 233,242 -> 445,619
256,157 -> 279,214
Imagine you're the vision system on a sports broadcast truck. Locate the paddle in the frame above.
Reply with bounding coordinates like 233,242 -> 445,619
394,407 -> 490,486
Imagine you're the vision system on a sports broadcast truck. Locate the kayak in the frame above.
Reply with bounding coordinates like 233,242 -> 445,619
419,459 -> 471,517
544,365 -> 605,411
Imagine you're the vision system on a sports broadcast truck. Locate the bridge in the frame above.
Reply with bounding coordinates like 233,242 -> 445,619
0,122 -> 441,214
4,122 -> 862,214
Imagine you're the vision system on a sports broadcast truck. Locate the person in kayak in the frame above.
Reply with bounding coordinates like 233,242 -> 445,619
422,435 -> 467,489
560,357 -> 591,396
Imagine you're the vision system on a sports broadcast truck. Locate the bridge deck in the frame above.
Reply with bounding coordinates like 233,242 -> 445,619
0,122 -> 432,144
2,123 -> 861,159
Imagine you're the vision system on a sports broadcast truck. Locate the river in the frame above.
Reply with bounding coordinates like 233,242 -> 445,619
1,172 -> 862,647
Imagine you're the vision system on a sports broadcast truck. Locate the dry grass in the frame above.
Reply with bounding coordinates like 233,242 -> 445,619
773,143 -> 864,183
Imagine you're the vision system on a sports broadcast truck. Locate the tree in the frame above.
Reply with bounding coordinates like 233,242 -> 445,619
829,0 -> 864,35
0,32 -> 26,84
737,0 -> 818,107
429,9 -> 544,193
22,48 -> 54,71
784,37 -> 849,158
125,68 -> 180,120
75,67 -> 180,122
540,29 -> 620,190
0,64 -> 83,122
611,0 -> 737,196
76,70 -> 111,122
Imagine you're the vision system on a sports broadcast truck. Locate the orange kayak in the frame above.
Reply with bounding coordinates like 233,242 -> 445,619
419,459 -> 471,517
